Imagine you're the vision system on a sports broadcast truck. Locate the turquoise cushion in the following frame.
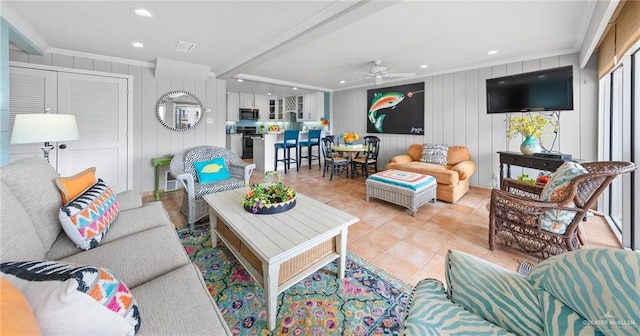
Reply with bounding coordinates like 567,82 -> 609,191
528,249 -> 640,336
539,162 -> 588,234
193,157 -> 231,184
404,279 -> 514,335
445,250 -> 543,336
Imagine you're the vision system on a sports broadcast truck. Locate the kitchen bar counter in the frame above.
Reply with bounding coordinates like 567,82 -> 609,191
253,131 -> 327,172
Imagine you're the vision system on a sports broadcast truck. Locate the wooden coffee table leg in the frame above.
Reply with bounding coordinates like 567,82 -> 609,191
209,208 -> 218,246
337,228 -> 348,278
263,262 -> 280,330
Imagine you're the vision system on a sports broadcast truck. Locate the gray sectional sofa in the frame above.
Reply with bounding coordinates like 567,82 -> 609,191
0,157 -> 230,335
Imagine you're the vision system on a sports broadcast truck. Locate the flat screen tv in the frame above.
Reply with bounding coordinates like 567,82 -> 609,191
486,66 -> 573,113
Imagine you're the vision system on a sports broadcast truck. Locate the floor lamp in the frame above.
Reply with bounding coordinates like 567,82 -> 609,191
10,113 -> 80,163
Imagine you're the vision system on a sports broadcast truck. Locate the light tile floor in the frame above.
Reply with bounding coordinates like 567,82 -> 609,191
143,163 -> 622,286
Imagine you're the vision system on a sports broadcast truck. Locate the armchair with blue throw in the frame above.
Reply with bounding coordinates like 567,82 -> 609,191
403,248 -> 639,335
170,145 -> 255,230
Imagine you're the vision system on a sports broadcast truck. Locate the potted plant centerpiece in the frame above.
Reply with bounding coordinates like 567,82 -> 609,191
242,171 -> 296,214
507,114 -> 556,155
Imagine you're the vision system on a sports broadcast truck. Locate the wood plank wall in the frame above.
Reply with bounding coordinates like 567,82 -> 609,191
9,49 -> 227,193
333,53 -> 598,188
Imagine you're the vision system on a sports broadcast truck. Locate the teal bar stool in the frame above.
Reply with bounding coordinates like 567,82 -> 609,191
299,129 -> 322,169
274,130 -> 300,173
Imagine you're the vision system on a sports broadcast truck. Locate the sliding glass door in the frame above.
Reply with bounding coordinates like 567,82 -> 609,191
599,46 -> 638,250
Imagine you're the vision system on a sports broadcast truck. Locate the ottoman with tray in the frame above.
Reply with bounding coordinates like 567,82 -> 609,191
366,169 -> 437,216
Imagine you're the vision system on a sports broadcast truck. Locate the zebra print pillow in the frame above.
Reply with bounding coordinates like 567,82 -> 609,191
58,179 -> 119,250
1,260 -> 140,335
420,144 -> 448,165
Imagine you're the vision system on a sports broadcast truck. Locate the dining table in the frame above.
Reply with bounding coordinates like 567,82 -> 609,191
331,144 -> 368,178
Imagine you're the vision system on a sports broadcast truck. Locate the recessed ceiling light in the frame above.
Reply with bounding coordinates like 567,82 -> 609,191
131,42 -> 144,48
339,80 -> 346,84
267,92 -> 272,95
236,79 -> 243,82
131,8 -> 153,18
292,87 -> 298,90
487,50 -> 498,55
419,65 -> 429,69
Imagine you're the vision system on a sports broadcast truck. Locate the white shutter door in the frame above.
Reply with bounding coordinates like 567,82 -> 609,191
8,67 -> 58,165
56,72 -> 128,192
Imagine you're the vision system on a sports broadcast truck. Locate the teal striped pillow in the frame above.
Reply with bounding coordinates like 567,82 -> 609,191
445,250 -> 543,336
528,249 -> 639,336
538,289 -> 604,336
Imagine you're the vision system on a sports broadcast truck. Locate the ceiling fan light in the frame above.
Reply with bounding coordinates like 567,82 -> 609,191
374,75 -> 383,85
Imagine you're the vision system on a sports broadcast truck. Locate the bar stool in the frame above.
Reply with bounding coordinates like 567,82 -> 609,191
274,130 -> 299,173
298,129 -> 322,169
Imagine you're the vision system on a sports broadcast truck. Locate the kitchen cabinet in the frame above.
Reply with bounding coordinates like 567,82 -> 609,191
284,96 -> 297,112
268,97 -> 277,121
254,94 -> 269,121
227,92 -> 239,121
296,92 -> 324,121
277,97 -> 285,120
239,92 -> 255,109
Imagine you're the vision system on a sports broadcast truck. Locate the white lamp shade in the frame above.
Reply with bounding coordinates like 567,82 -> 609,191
10,114 -> 80,144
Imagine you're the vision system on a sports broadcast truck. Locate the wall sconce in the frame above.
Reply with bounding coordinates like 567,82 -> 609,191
10,111 -> 80,163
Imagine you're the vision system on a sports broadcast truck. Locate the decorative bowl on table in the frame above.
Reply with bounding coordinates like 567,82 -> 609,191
242,171 -> 296,214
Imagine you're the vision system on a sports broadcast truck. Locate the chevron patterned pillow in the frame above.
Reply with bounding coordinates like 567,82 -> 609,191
1,260 -> 140,335
59,179 -> 119,250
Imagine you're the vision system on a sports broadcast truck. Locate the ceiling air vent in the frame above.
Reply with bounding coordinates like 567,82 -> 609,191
175,41 -> 196,53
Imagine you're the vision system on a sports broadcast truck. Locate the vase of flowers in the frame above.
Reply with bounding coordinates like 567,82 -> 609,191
241,171 -> 296,214
507,114 -> 555,155
341,132 -> 359,145
320,117 -> 330,131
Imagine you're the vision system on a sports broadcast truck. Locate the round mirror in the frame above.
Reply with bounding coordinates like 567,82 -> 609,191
156,91 -> 204,131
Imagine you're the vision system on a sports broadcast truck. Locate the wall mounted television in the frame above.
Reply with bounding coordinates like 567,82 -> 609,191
486,65 -> 573,114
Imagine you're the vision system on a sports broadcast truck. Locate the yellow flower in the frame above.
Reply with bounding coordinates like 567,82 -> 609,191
507,114 -> 556,139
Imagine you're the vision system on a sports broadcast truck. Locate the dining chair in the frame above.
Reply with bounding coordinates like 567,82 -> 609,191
352,135 -> 380,177
321,137 -> 349,180
298,129 -> 322,169
274,130 -> 300,174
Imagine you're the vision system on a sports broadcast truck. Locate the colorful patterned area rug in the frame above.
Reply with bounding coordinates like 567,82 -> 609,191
177,224 -> 411,335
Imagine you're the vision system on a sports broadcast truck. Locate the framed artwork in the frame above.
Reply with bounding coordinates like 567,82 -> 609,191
366,82 -> 425,135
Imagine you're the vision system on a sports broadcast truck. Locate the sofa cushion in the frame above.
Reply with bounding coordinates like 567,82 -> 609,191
131,263 -> 230,336
407,144 -> 423,161
0,157 -> 64,250
47,202 -> 172,260
59,179 -> 119,250
0,181 -> 47,262
0,277 -> 42,336
528,249 -> 639,336
1,260 -> 140,335
55,167 -> 97,204
404,278 -> 514,335
447,146 -> 471,165
445,250 -> 543,336
58,225 -> 190,288
420,144 -> 448,165
386,162 -> 460,185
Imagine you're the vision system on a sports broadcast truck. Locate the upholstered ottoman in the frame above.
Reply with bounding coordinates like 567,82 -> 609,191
366,169 -> 437,216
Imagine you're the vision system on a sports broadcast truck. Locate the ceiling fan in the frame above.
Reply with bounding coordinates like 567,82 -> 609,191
352,60 -> 416,85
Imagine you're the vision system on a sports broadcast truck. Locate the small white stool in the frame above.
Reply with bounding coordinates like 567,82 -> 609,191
365,169 -> 437,216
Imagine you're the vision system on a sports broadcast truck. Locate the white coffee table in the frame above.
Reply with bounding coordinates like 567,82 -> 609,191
203,188 -> 359,330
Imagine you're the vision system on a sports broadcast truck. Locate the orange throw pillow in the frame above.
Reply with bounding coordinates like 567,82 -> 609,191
0,278 -> 42,335
55,167 -> 97,204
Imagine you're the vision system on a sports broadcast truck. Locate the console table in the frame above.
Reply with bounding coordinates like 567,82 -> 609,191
498,151 -> 576,184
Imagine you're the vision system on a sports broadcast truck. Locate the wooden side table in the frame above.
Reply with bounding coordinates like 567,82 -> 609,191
151,156 -> 174,201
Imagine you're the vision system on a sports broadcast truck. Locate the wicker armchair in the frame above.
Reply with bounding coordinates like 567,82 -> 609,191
170,145 -> 255,230
489,161 -> 636,259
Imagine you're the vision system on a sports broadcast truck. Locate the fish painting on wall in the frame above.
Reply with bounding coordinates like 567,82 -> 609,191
366,82 -> 425,135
